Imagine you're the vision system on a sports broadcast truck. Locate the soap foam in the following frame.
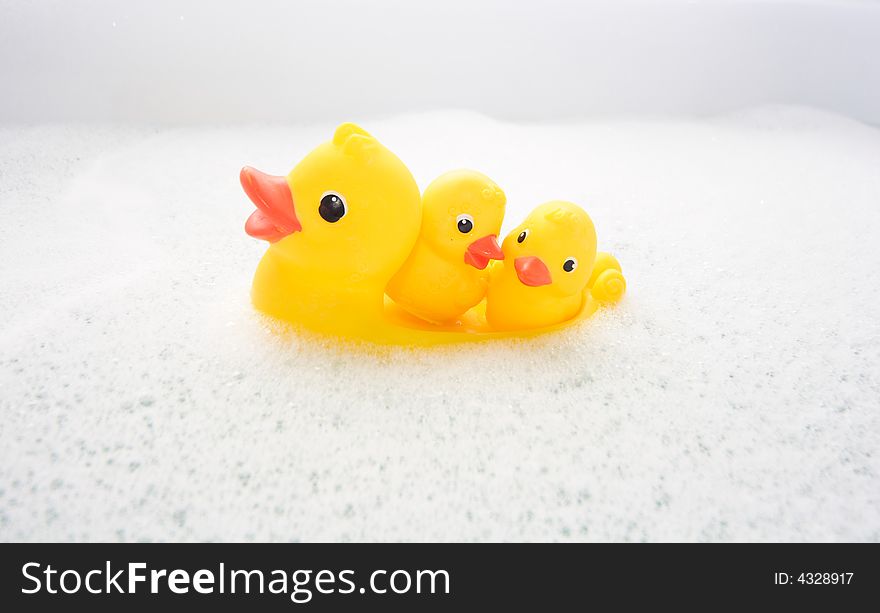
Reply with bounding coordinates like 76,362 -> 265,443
0,107 -> 878,541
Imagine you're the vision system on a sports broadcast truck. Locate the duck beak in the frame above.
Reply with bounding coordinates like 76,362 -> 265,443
241,166 -> 302,242
514,256 -> 552,287
464,234 -> 504,270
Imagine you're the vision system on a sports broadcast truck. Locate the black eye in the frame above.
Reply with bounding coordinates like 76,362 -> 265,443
319,192 -> 347,223
563,257 -> 578,272
517,229 -> 529,243
456,214 -> 474,234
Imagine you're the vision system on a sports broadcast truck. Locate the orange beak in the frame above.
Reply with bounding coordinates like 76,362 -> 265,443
514,256 -> 552,287
464,234 -> 504,270
241,166 -> 301,242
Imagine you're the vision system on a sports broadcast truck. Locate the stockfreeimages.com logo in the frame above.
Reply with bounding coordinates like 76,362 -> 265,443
22,562 -> 450,604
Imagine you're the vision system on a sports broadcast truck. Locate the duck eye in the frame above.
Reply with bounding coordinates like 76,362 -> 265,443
319,192 -> 347,223
517,229 -> 529,243
563,257 -> 578,273
456,214 -> 474,234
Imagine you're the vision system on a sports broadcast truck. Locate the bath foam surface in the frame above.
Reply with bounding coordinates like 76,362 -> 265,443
0,107 -> 878,541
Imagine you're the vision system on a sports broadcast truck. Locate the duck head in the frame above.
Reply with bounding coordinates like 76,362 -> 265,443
419,170 -> 505,270
242,123 -> 421,285
501,201 -> 598,299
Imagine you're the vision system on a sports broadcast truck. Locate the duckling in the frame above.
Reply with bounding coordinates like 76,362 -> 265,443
386,170 -> 506,323
486,201 -> 599,330
241,122 -> 422,334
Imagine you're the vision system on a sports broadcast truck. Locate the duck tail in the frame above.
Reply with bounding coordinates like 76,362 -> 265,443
588,252 -> 626,303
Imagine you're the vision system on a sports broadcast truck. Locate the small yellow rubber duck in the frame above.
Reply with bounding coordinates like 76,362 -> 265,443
486,201 -> 625,330
386,170 -> 506,323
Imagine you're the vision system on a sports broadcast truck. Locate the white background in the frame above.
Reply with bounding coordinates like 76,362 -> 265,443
1,0 -> 879,124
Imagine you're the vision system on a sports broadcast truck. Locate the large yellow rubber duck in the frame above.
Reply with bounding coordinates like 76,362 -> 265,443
386,170 -> 506,323
486,201 -> 626,331
242,125 -> 626,345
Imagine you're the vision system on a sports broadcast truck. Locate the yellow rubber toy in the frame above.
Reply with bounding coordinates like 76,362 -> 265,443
487,201 -> 599,331
241,123 -> 626,345
387,170 -> 506,324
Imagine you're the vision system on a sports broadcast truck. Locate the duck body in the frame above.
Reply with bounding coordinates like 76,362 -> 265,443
386,241 -> 487,324
486,265 -> 586,331
387,170 -> 505,324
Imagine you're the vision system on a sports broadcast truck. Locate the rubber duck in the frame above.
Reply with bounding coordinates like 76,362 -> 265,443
241,122 -> 422,336
242,127 -> 626,344
386,170 -> 506,323
486,201 -> 624,330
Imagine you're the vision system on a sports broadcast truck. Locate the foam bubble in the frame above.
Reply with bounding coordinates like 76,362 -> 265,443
1,108 -> 878,541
